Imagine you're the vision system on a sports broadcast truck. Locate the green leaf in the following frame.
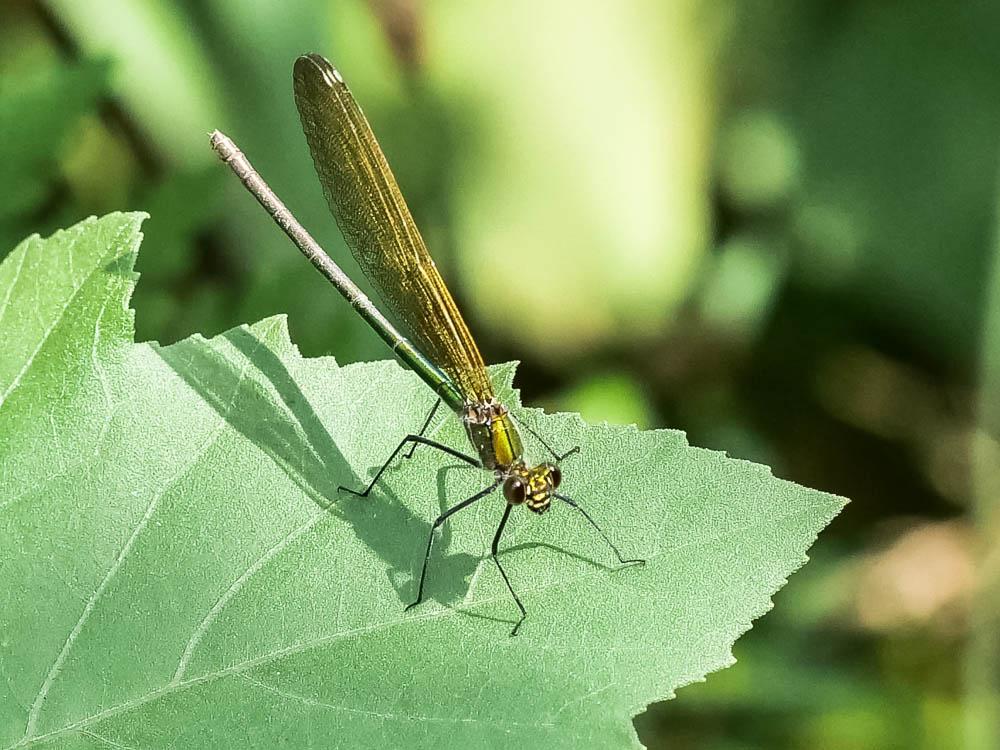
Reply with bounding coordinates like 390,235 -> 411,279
0,214 -> 845,749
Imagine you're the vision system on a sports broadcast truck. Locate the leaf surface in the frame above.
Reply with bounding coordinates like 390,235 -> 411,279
0,214 -> 845,749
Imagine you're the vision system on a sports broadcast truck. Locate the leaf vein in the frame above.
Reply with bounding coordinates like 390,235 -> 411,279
0,241 -> 28,329
171,508 -> 330,684
21,418 -> 229,741
6,498 -> 827,749
238,674 -> 554,730
0,222 -> 130,410
79,730 -> 139,750
91,299 -> 114,453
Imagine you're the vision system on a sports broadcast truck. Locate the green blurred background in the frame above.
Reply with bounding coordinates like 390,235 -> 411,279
2,0 -> 998,747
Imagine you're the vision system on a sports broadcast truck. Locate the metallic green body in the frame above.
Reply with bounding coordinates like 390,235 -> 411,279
385,335 -> 465,413
464,402 -> 525,471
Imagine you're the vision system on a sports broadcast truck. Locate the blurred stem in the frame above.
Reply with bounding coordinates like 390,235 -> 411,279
40,0 -> 225,168
966,161 -> 1000,749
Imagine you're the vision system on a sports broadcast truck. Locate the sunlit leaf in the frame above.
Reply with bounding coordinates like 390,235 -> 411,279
1,214 -> 844,749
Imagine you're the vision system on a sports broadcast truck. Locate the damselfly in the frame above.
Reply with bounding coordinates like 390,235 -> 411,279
210,53 -> 643,634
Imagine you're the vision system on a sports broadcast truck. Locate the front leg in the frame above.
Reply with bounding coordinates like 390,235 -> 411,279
509,411 -> 580,463
553,493 -> 645,567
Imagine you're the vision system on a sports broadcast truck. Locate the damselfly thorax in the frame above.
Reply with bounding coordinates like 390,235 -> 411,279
463,399 -> 561,514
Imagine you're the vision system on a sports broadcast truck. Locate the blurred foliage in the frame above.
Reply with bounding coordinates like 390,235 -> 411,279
0,56 -> 110,242
1,0 -> 998,746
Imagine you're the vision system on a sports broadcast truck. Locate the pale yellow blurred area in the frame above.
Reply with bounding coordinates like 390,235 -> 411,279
423,0 -> 723,360
854,521 -> 976,634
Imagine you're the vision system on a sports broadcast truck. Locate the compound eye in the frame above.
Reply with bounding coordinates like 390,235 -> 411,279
546,464 -> 562,488
503,476 -> 527,505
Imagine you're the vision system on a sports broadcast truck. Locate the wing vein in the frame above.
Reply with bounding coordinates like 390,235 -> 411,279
292,54 -> 493,405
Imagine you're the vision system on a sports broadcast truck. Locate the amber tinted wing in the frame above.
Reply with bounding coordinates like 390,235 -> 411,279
292,53 -> 493,405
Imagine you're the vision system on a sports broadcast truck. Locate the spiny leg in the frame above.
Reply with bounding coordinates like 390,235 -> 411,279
403,398 -> 441,460
509,411 -> 580,463
338,434 -> 479,498
553,493 -> 645,566
490,503 -> 527,636
405,480 -> 501,610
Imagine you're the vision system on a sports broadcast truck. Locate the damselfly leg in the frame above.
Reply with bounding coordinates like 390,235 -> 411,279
403,398 -> 441,460
338,433 -> 479,498
553,493 -> 645,567
509,411 -> 580,463
405,480 -> 501,610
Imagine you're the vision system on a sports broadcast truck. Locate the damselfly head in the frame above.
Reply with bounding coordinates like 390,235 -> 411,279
503,462 -> 562,514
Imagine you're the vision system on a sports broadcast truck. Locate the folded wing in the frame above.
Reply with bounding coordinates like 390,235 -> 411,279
293,53 -> 493,406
